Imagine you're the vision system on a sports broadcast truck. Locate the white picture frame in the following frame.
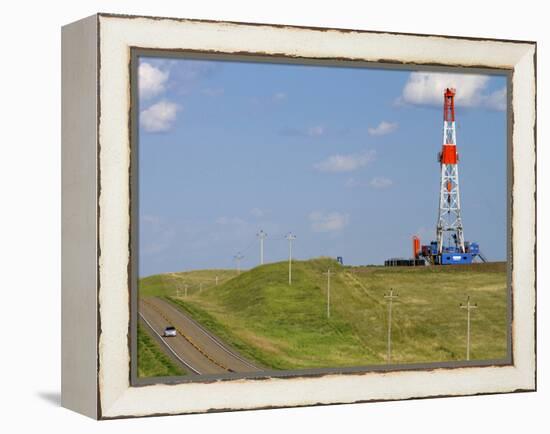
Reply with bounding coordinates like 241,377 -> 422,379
61,13 -> 536,419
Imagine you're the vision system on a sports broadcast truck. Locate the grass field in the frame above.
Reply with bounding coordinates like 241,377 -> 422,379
139,269 -> 238,297
137,323 -> 186,377
139,259 -> 508,370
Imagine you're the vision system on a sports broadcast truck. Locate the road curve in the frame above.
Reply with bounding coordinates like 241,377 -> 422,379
139,313 -> 202,375
139,296 -> 262,375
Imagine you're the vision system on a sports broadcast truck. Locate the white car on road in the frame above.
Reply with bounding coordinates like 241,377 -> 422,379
163,326 -> 177,337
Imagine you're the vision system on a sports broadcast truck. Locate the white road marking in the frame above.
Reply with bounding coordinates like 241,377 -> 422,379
139,312 -> 202,375
160,297 -> 260,370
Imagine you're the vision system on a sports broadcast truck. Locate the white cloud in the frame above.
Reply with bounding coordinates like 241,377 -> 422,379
344,176 -> 393,189
279,124 -> 328,137
140,59 -> 221,96
176,61 -> 220,82
215,216 -> 246,225
368,121 -> 398,136
140,215 -> 175,255
369,176 -> 393,189
202,87 -> 224,97
251,92 -> 288,108
344,177 -> 360,188
399,72 -> 506,111
309,211 -> 350,232
250,208 -> 265,218
314,150 -> 375,173
307,125 -> 326,137
139,62 -> 169,99
272,92 -> 287,102
140,100 -> 179,133
483,86 -> 507,111
400,72 -> 488,107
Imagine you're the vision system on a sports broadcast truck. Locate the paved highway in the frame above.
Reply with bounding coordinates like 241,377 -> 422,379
139,296 -> 262,375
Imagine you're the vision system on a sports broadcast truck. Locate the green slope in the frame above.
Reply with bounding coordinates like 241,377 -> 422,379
139,269 -> 238,297
139,259 -> 508,370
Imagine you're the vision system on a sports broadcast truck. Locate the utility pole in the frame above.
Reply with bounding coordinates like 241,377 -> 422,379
460,296 -> 478,361
384,288 -> 399,364
257,229 -> 267,265
286,233 -> 296,285
323,269 -> 332,319
234,252 -> 244,274
215,276 -> 219,286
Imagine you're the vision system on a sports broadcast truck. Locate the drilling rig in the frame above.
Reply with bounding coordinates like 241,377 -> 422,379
414,88 -> 486,265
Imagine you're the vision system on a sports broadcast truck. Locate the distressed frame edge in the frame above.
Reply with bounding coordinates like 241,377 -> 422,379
91,14 -> 536,419
61,13 -> 100,420
96,11 -> 537,46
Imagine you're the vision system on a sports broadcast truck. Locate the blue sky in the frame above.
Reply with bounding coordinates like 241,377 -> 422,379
138,56 -> 507,277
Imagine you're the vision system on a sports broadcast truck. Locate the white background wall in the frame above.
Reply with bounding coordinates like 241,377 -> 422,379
0,0 -> 546,432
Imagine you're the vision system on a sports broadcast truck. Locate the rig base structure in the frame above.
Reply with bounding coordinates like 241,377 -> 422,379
416,238 -> 486,265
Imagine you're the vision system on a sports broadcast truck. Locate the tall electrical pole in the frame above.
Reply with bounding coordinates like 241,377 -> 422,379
286,233 -> 296,285
384,289 -> 398,364
323,268 -> 332,319
234,252 -> 244,274
460,296 -> 478,361
257,229 -> 267,265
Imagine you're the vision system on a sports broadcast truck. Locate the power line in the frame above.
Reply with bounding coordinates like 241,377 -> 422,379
323,268 -> 333,319
257,229 -> 267,265
460,296 -> 478,361
285,233 -> 296,285
267,234 -> 289,241
240,239 -> 256,253
384,288 -> 399,364
233,252 -> 244,274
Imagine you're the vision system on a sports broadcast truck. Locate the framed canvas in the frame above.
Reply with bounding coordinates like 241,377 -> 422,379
61,13 -> 536,419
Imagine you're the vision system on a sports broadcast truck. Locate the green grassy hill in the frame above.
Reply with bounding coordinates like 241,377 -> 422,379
139,259 -> 508,370
139,269 -> 238,297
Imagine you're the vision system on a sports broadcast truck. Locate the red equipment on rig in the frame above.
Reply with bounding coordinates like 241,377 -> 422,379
412,236 -> 421,259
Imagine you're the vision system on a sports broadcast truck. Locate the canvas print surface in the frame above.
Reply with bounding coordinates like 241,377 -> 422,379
135,55 -> 508,379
